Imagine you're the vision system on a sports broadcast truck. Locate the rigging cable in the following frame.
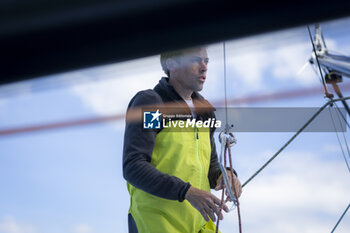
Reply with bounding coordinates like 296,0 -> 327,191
330,81 -> 350,117
334,102 -> 350,168
334,102 -> 350,129
334,102 -> 350,165
308,24 -> 350,231
330,203 -> 350,233
308,22 -> 350,172
216,143 -> 227,233
328,106 -> 350,172
223,41 -> 228,128
228,142 -> 242,232
329,105 -> 350,173
242,97 -> 350,187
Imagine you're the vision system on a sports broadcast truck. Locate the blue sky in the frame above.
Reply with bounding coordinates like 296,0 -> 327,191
1,17 -> 350,233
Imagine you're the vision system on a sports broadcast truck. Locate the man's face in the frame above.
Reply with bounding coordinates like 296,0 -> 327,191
174,48 -> 208,92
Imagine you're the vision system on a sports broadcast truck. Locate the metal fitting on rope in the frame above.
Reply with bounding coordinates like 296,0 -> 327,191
218,124 -> 237,147
219,131 -> 237,147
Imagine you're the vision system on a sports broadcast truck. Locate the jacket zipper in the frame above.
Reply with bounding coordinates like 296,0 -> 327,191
195,127 -> 202,188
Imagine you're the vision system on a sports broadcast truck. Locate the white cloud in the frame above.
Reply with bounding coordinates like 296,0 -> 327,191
271,42 -> 316,84
227,40 -> 322,90
70,56 -> 163,111
228,51 -> 267,90
323,143 -> 342,153
71,224 -> 94,233
71,72 -> 161,116
69,55 -> 164,131
0,216 -> 37,233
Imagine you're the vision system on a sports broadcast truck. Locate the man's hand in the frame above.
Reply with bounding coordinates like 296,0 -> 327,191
185,186 -> 229,222
215,171 -> 242,199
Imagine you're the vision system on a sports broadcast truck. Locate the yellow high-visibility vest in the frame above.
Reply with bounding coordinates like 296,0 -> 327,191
127,122 -> 219,233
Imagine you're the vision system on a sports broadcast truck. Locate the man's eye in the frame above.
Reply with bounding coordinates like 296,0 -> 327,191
188,57 -> 209,65
191,58 -> 201,63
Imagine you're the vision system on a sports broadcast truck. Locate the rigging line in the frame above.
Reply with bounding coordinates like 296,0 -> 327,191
307,25 -> 332,98
242,96 -> 350,188
334,102 -> 350,154
334,102 -> 350,129
310,62 -> 323,84
334,102 -> 350,168
332,104 -> 350,172
223,41 -> 228,129
227,142 -> 242,233
320,28 -> 328,50
330,81 -> 350,117
216,143 -> 227,233
330,203 -> 350,233
328,106 -> 350,173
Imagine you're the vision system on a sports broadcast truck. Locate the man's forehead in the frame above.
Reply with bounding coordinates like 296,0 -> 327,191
181,47 -> 208,58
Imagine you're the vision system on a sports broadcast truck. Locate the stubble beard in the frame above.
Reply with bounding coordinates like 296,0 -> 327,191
193,82 -> 204,92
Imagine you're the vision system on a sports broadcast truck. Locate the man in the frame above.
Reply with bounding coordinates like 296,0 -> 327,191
123,47 -> 242,233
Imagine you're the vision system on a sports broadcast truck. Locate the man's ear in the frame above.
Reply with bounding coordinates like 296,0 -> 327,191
165,58 -> 178,72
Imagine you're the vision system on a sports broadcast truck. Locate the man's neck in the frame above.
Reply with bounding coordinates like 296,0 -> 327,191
168,77 -> 193,100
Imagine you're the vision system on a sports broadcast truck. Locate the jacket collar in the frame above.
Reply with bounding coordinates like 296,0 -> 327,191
154,77 -> 209,103
153,77 -> 216,120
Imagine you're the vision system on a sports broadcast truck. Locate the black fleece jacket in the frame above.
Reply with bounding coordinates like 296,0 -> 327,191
123,77 -> 222,202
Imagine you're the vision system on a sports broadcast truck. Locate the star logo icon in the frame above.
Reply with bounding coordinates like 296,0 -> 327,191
143,109 -> 162,129
150,109 -> 161,122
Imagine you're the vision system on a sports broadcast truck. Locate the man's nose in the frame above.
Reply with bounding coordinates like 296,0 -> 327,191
200,61 -> 207,73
